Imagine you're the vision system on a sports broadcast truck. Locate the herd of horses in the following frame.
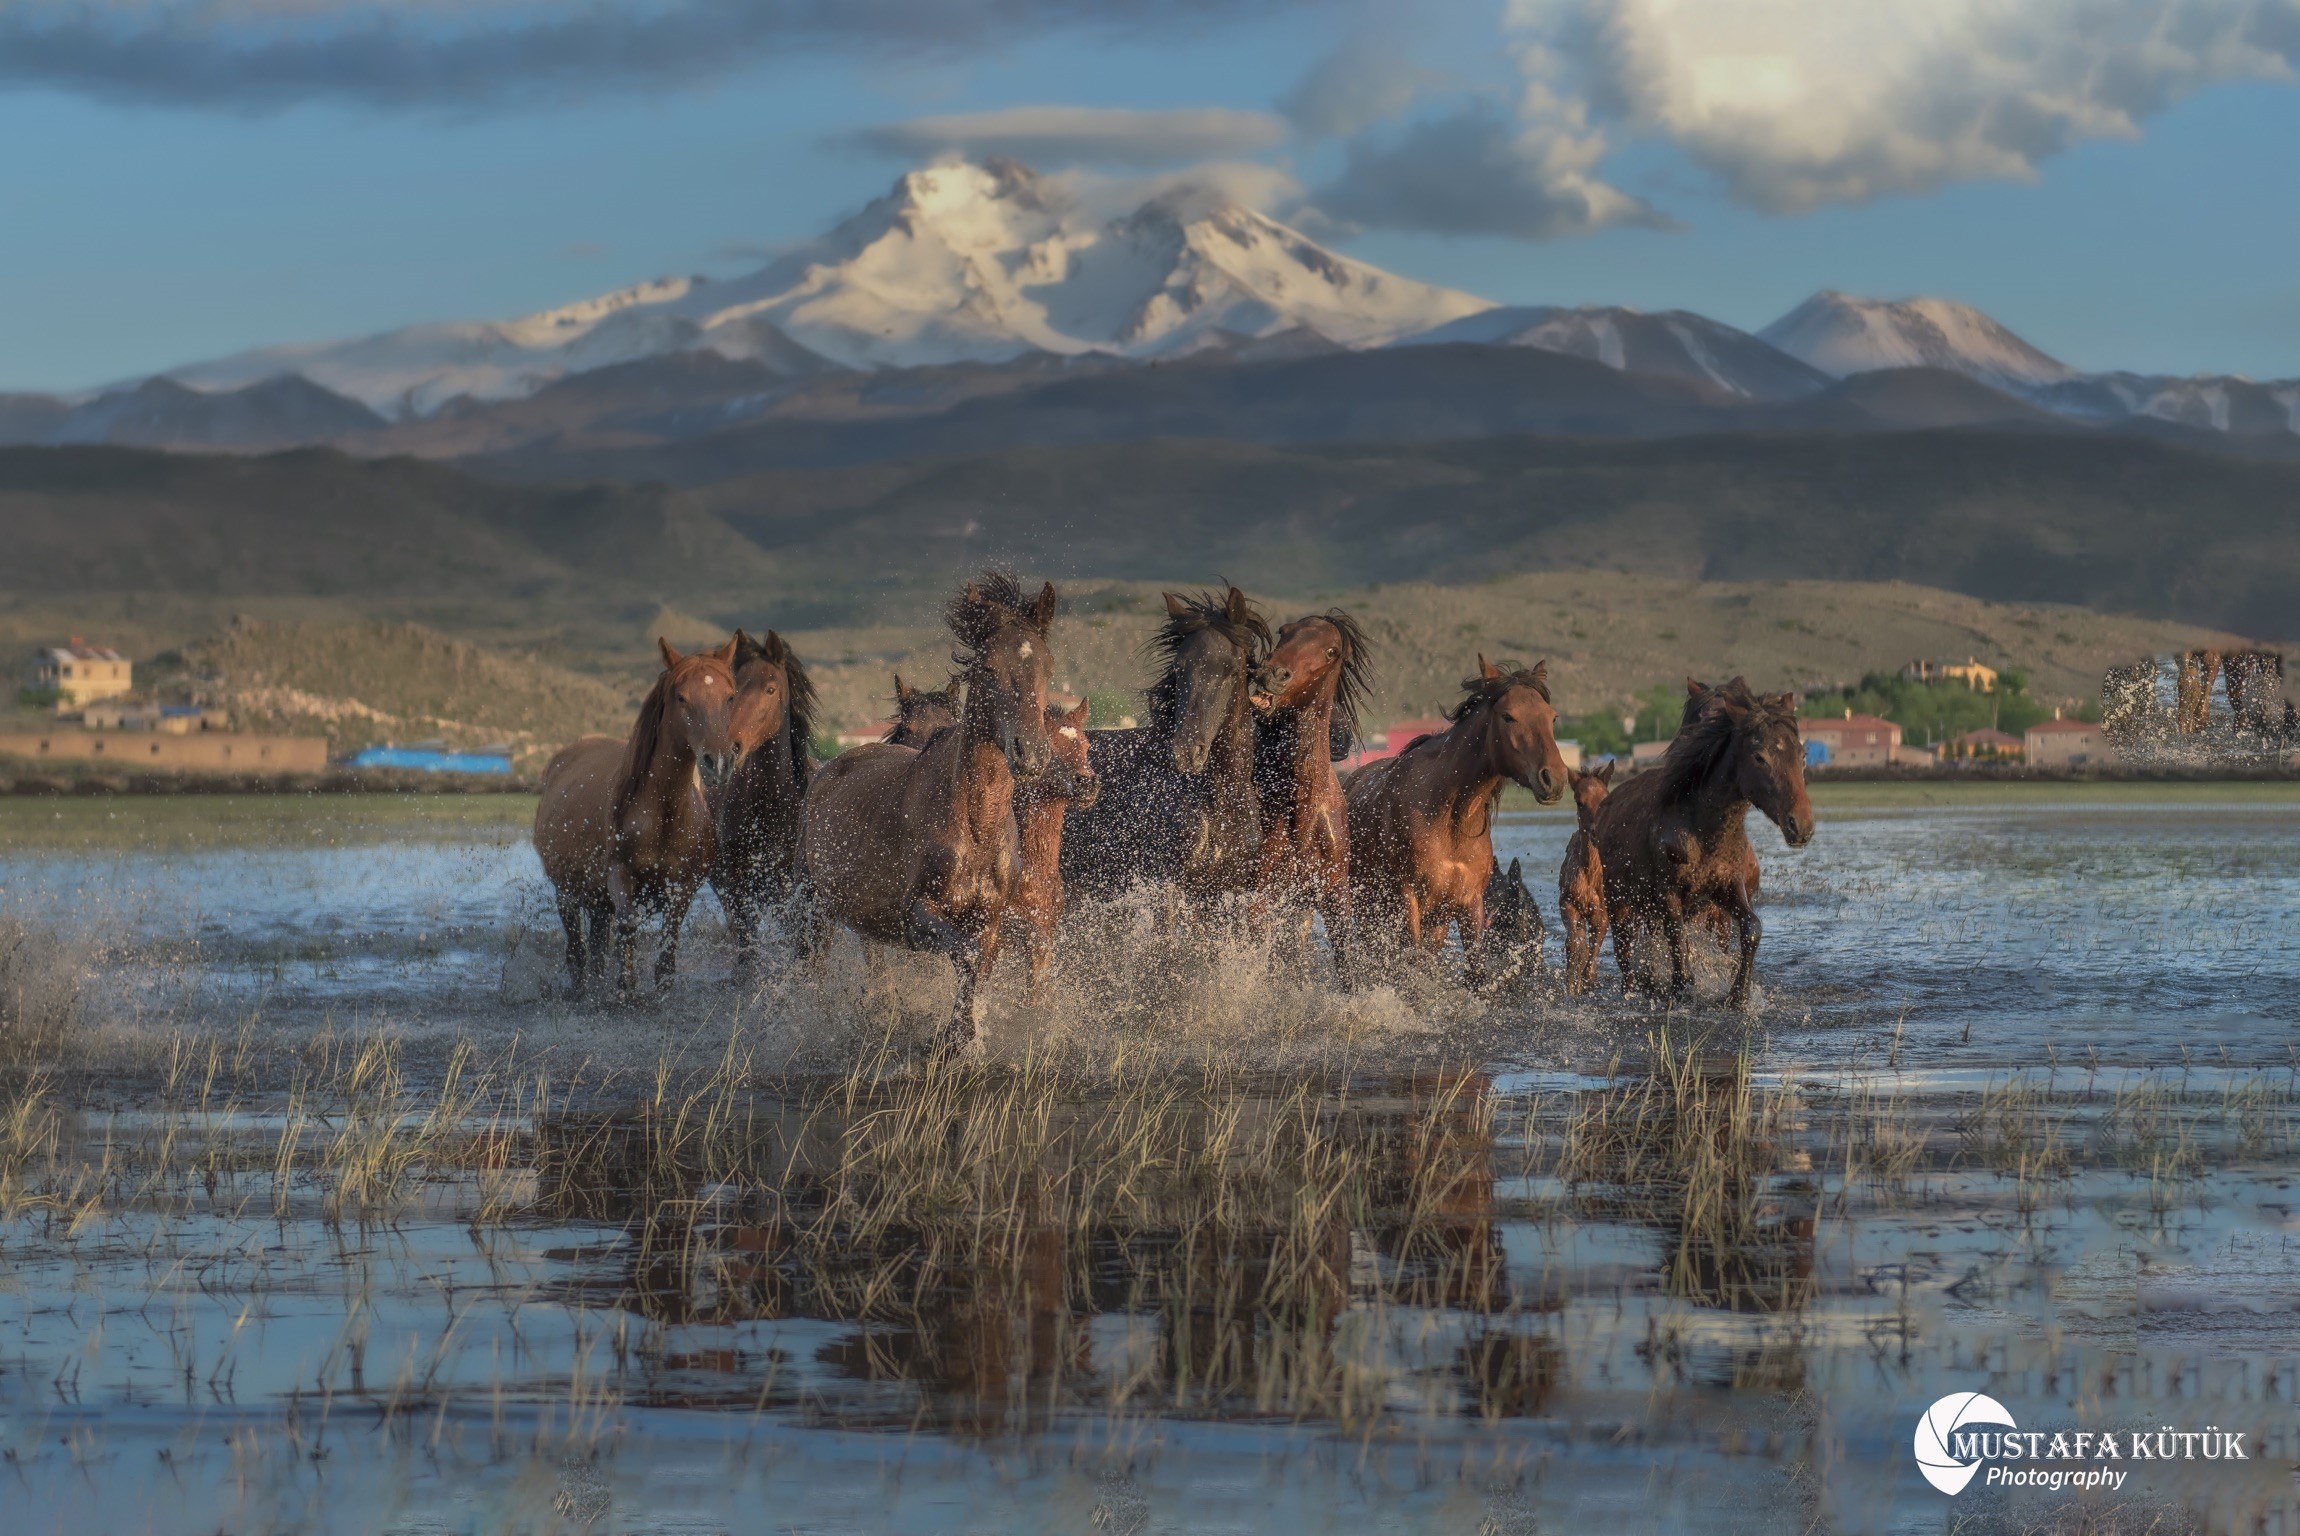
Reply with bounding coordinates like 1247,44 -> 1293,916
532,574 -> 1816,1052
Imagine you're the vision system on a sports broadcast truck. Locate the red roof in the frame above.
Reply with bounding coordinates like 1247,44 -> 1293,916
2027,718 -> 2098,734
1800,713 -> 1899,735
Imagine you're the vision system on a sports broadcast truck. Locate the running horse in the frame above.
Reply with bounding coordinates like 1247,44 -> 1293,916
710,629 -> 817,976
1590,678 -> 1812,1010
801,573 -> 1058,1054
1345,658 -> 1569,985
534,639 -> 740,999
2222,650 -> 2285,738
1007,698 -> 1098,1003
885,673 -> 960,748
1557,760 -> 1614,994
1248,609 -> 1371,973
1061,587 -> 1269,910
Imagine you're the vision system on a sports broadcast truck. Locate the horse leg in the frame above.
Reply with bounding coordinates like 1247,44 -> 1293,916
554,889 -> 589,998
1464,890 -> 1493,991
1561,896 -> 1590,996
585,899 -> 613,985
1725,881 -> 1763,1012
654,885 -> 696,990
719,880 -> 758,982
608,865 -> 643,1003
1662,896 -> 1693,1002
1318,869 -> 1353,989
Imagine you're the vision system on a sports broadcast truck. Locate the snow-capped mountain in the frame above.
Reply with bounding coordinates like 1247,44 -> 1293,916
1759,290 -> 2077,392
1401,305 -> 1829,401
167,160 -> 1489,417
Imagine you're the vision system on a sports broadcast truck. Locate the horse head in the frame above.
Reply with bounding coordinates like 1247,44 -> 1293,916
950,572 -> 1058,781
1456,655 -> 1568,804
1689,676 -> 1814,848
1252,610 -> 1370,728
652,636 -> 740,790
1030,697 -> 1099,808
1152,586 -> 1269,776
1570,759 -> 1614,829
726,629 -> 797,770
887,671 -> 960,748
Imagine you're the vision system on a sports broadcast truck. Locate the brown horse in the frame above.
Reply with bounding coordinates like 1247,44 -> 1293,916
1062,587 -> 1269,910
535,638 -> 739,999
1591,678 -> 1812,1010
885,672 -> 959,748
710,629 -> 817,976
2177,649 -> 2222,734
2223,650 -> 2285,738
1008,698 -> 1098,1003
801,573 -> 1058,1053
1345,657 -> 1569,985
1249,609 -> 1371,972
1557,761 -> 1614,994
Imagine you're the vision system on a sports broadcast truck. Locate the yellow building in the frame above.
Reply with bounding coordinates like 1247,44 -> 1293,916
26,640 -> 133,710
1941,658 -> 1999,693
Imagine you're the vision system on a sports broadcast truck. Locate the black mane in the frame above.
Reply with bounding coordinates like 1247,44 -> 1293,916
1145,587 -> 1269,732
733,628 -> 817,776
1661,676 -> 1798,796
1446,660 -> 1550,724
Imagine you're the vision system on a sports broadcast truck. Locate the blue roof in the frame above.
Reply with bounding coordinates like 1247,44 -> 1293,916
347,747 -> 514,775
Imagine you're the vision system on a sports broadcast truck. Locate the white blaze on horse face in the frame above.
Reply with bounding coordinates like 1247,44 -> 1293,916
1018,641 -> 1033,659
1059,726 -> 1079,739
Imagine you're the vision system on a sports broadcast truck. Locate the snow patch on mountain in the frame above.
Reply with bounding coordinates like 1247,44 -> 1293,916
164,161 -> 1488,417
1759,290 -> 2076,391
1401,304 -> 1828,401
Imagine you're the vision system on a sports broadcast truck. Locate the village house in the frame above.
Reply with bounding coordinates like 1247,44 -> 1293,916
1946,727 -> 2024,762
1902,656 -> 1999,692
2025,715 -> 2105,768
25,640 -> 133,711
1798,709 -> 1902,767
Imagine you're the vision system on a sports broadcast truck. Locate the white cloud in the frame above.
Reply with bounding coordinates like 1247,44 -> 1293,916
1314,97 -> 1664,238
843,106 -> 1291,169
1522,0 -> 2300,212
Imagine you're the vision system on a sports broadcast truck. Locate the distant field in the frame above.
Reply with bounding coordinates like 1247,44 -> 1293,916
0,792 -> 538,851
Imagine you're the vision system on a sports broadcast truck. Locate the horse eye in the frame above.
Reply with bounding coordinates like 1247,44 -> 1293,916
1326,648 -> 1338,659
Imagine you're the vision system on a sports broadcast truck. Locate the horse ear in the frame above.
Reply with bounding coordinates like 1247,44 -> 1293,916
894,673 -> 914,702
762,628 -> 787,661
1765,691 -> 1798,714
709,637 -> 738,664
1033,581 -> 1059,632
1507,857 -> 1521,881
1530,659 -> 1548,690
658,637 -> 682,670
1685,676 -> 1708,701
1066,697 -> 1092,728
1478,654 -> 1500,681
1225,586 -> 1249,624
1163,592 -> 1189,617
1596,759 -> 1616,785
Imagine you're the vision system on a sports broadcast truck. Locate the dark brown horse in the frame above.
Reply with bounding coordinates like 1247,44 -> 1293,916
2223,650 -> 2285,737
1061,587 -> 1269,910
1008,698 -> 1098,1003
1249,609 -> 1371,971
535,638 -> 739,999
885,672 -> 960,748
801,573 -> 1058,1053
1557,761 -> 1614,994
1345,658 -> 1569,985
710,629 -> 817,976
1591,678 -> 1812,1010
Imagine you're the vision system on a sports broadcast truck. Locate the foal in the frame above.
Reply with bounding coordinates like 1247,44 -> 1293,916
1008,698 -> 1098,1002
1557,760 -> 1614,994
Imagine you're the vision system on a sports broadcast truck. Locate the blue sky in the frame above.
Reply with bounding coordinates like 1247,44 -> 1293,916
2,0 -> 2296,392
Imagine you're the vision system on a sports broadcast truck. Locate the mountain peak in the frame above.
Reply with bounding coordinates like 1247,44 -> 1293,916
1760,291 -> 2074,389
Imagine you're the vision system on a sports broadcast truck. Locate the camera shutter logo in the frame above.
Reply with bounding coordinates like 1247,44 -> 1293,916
1915,1392 -> 2016,1495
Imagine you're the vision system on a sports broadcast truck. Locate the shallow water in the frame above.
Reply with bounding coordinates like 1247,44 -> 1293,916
3,792 -> 2299,1534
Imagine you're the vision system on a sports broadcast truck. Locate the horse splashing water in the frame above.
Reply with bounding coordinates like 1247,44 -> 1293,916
1345,657 -> 1568,986
1249,609 -> 1371,973
534,638 -> 739,999
1557,761 -> 1614,995
1591,678 -> 1812,1010
1009,699 -> 1098,1004
801,573 -> 1058,1054
711,629 -> 816,977
1062,587 -> 1268,911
